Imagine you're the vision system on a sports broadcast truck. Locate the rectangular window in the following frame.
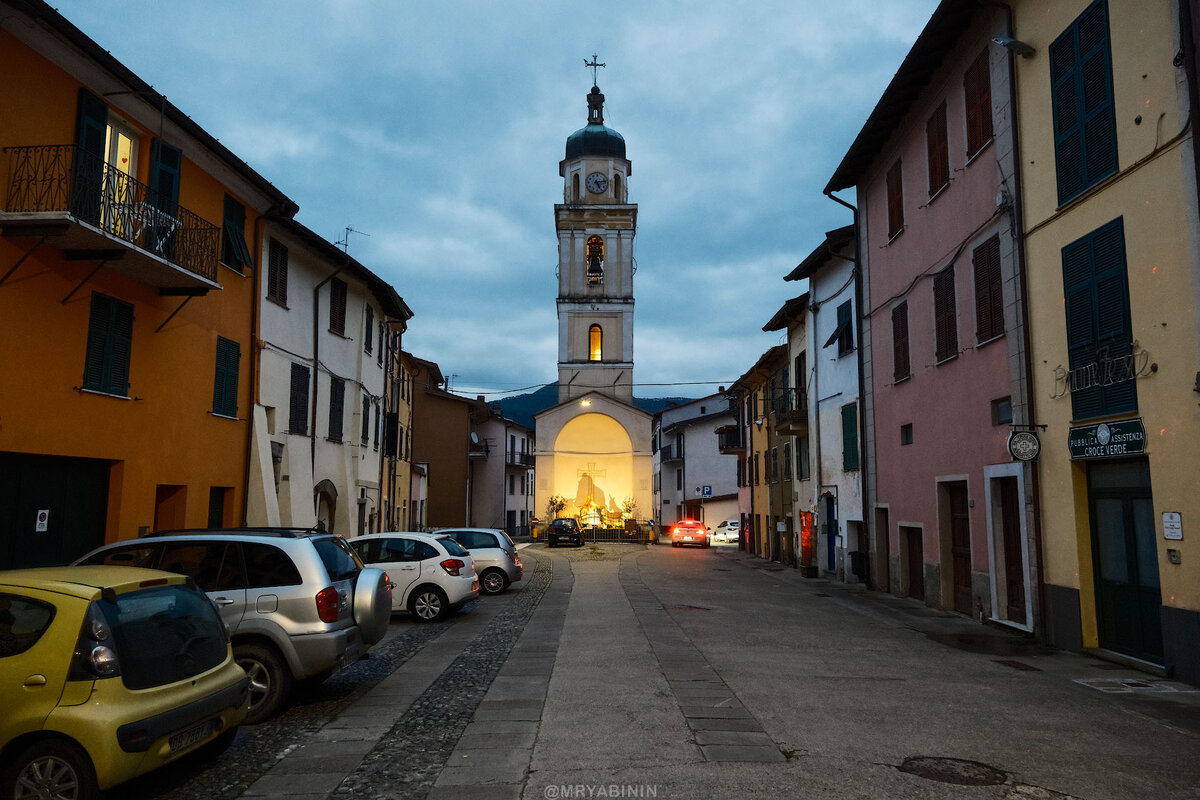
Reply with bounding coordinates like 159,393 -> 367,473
973,234 -> 1005,342
797,435 -> 810,481
267,238 -> 288,304
83,292 -> 133,396
991,397 -> 1013,426
934,265 -> 959,362
288,363 -> 309,434
364,305 -> 374,354
1050,0 -> 1117,204
221,195 -> 254,272
676,468 -> 682,491
892,302 -> 910,381
328,377 -> 345,441
1062,217 -> 1136,419
841,402 -> 860,471
753,453 -> 760,485
771,447 -> 779,483
964,50 -> 993,157
783,442 -> 792,481
886,159 -> 904,238
212,336 -> 240,418
509,475 -> 515,495
901,423 -> 914,446
836,300 -> 855,356
377,322 -> 385,366
361,395 -> 371,445
329,278 -> 347,335
926,101 -> 949,196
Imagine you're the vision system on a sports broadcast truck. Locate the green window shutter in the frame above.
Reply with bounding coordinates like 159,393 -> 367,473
329,377 -> 345,441
1050,0 -> 1117,205
213,337 -> 240,417
841,402 -> 859,471
1062,217 -> 1135,420
288,363 -> 310,434
83,293 -> 133,395
222,195 -> 254,271
72,89 -> 108,225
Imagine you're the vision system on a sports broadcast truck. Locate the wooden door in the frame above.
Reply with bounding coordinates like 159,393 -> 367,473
949,484 -> 972,614
999,478 -> 1026,623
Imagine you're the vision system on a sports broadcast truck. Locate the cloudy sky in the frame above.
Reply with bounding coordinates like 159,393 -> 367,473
55,0 -> 938,400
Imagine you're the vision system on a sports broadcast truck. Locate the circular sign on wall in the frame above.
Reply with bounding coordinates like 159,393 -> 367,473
1007,430 -> 1041,462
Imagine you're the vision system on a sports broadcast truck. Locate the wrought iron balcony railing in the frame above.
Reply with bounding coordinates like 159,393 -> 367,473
717,427 -> 746,452
660,443 -> 683,462
3,144 -> 219,283
506,451 -> 535,467
771,388 -> 809,433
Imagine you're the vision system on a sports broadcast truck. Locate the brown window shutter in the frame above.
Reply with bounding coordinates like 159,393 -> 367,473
926,102 -> 949,195
973,235 -> 1004,341
892,302 -> 910,380
886,160 -> 904,238
934,266 -> 958,361
964,50 -> 992,157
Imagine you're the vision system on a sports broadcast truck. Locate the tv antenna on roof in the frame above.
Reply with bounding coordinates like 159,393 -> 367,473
336,226 -> 370,253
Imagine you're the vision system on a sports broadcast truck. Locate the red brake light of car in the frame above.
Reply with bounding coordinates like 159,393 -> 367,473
138,577 -> 170,588
315,586 -> 340,623
440,558 -> 466,577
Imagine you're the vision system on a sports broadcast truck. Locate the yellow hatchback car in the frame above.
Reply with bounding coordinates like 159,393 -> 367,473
0,566 -> 249,799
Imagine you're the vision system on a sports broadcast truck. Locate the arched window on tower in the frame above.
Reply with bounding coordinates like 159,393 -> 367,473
589,324 -> 603,361
613,174 -> 623,202
586,235 -> 604,285
572,174 -> 581,202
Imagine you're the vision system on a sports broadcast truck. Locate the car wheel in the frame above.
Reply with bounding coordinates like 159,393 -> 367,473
234,642 -> 292,724
409,586 -> 449,622
2,739 -> 99,800
480,569 -> 509,595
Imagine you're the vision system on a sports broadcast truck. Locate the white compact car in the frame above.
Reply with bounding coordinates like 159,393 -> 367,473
437,527 -> 523,595
350,532 -> 479,622
712,519 -> 740,543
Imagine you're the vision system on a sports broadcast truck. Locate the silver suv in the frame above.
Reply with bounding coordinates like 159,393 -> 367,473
75,528 -> 391,723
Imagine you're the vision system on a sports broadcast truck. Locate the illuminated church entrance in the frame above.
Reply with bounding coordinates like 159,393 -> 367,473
535,62 -> 652,532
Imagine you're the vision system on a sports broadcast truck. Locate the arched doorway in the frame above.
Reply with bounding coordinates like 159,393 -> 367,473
314,479 -> 338,533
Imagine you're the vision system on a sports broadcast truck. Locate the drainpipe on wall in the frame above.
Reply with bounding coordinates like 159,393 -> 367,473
823,188 -> 869,587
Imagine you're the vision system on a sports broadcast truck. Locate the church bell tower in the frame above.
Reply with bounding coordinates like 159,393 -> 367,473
555,65 -> 636,404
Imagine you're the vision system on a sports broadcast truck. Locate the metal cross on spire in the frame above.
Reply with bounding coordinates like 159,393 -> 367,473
584,53 -> 605,87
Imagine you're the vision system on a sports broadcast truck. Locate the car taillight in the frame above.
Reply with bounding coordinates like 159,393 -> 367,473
316,586 -> 340,623
440,558 -> 466,576
69,602 -> 122,681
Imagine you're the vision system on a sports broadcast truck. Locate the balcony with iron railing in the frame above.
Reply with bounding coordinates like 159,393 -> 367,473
506,450 -> 535,468
717,425 -> 746,454
770,388 -> 809,435
659,443 -> 683,463
1,144 -> 220,292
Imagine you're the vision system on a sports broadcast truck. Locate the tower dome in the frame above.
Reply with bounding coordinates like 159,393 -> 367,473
564,85 -> 626,160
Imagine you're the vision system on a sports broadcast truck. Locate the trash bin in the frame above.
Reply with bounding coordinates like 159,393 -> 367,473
848,550 -> 868,579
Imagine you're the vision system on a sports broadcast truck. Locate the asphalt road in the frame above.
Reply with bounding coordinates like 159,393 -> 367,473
126,542 -> 1200,800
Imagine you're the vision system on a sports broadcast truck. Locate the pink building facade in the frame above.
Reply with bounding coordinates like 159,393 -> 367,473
826,3 -> 1038,629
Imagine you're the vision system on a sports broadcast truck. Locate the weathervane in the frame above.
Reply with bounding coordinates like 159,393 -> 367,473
584,53 -> 605,86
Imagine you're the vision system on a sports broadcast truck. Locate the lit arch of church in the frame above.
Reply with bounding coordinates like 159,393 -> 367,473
553,413 -> 632,525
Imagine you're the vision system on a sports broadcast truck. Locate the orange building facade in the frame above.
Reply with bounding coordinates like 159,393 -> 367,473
0,3 -> 296,567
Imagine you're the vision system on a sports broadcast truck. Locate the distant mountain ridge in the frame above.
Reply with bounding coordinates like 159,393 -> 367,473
493,383 -> 693,429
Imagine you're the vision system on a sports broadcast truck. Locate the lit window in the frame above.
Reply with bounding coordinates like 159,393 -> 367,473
589,324 -> 602,361
586,236 -> 604,285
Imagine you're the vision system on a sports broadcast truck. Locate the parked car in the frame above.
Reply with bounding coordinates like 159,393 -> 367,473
438,528 -> 523,595
75,528 -> 392,724
712,519 -> 740,543
349,532 -> 479,622
0,565 -> 248,799
669,519 -> 710,548
546,518 -> 584,548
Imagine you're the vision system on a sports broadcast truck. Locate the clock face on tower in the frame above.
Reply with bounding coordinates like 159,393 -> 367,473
586,172 -> 608,194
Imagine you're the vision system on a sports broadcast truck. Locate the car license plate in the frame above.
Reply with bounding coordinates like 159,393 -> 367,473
683,535 -> 693,541
169,719 -> 217,752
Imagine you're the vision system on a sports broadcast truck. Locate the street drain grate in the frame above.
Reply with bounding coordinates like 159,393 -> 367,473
898,756 -> 1006,786
993,659 -> 1041,671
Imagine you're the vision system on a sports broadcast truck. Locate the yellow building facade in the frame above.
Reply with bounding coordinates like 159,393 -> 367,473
0,4 -> 296,566
1014,0 -> 1200,680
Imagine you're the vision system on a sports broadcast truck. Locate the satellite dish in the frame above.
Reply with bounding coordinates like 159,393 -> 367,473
470,432 -> 479,445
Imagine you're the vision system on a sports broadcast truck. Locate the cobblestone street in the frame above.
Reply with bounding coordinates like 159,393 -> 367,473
127,544 -> 1200,800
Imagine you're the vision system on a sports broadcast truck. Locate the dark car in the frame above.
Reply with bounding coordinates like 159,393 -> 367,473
546,518 -> 583,548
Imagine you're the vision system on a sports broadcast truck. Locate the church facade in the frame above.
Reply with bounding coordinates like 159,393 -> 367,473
535,77 -> 652,528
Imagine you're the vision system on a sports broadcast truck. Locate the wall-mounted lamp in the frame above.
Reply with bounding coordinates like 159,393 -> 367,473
581,399 -> 592,407
992,36 -> 1035,57
754,417 -> 765,427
